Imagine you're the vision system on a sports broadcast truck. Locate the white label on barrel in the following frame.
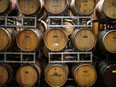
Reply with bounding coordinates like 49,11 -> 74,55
53,43 -> 58,46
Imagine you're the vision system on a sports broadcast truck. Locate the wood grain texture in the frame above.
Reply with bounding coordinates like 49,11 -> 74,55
17,0 -> 43,15
44,28 -> 68,51
0,64 -> 13,87
45,64 -> 68,86
103,0 -> 116,19
98,30 -> 116,53
17,29 -> 43,51
75,0 -> 95,13
0,0 -> 9,14
16,64 -> 41,87
73,64 -> 97,86
63,21 -> 74,36
0,28 -> 16,51
70,0 -> 96,15
44,0 -> 68,14
71,28 -> 96,51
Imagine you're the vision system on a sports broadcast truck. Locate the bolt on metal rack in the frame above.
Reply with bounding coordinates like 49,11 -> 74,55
0,15 -> 38,64
48,16 -> 93,63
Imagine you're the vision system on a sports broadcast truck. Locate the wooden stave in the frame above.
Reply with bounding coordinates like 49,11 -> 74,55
70,0 -> 96,16
17,0 -> 44,16
0,28 -> 18,51
72,64 -> 97,87
16,29 -> 43,52
44,0 -> 69,15
97,30 -> 116,53
44,28 -> 68,51
95,0 -> 116,23
45,63 -> 69,87
0,63 -> 13,87
71,28 -> 96,51
16,63 -> 42,87
0,0 -> 19,16
98,61 -> 116,87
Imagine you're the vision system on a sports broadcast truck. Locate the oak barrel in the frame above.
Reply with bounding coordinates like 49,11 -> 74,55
72,64 -> 97,86
0,28 -> 17,51
17,0 -> 43,16
0,63 -> 13,86
99,61 -> 116,87
17,29 -> 43,52
42,45 -> 50,58
71,28 -> 96,51
16,63 -> 41,87
44,0 -> 68,15
63,20 -> 75,36
45,64 -> 68,87
37,20 -> 48,34
70,0 -> 96,15
95,0 -> 116,23
92,20 -> 104,36
98,30 -> 116,53
0,0 -> 19,16
44,28 -> 68,51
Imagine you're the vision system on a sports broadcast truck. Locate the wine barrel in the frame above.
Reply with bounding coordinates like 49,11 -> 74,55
72,64 -> 97,86
17,29 -> 43,52
37,20 -> 48,34
68,10 -> 78,20
44,0 -> 68,15
45,64 -> 68,87
42,45 -> 50,58
95,0 -> 116,23
99,61 -> 116,87
0,28 -> 18,51
37,11 -> 48,20
16,63 -> 41,87
98,30 -> 116,53
44,28 -> 68,51
70,0 -> 96,15
63,20 -> 75,36
17,0 -> 43,16
71,28 -> 96,51
0,63 -> 13,87
92,20 -> 104,36
0,0 -> 19,16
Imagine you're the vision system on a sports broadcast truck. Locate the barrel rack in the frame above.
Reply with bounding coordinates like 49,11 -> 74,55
48,16 -> 92,28
49,51 -> 93,63
48,16 -> 93,64
0,15 -> 37,28
0,15 -> 38,64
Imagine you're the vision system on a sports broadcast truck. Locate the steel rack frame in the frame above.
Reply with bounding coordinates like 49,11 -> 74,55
48,16 -> 92,28
0,15 -> 37,28
47,16 -> 93,63
48,51 -> 93,63
0,15 -> 39,64
0,52 -> 36,63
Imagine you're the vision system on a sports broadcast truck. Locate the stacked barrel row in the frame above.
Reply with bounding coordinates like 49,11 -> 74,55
0,0 -> 116,87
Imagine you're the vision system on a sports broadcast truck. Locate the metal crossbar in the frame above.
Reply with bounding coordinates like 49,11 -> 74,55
0,52 -> 36,63
0,15 -> 37,28
48,16 -> 92,28
48,51 -> 93,63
